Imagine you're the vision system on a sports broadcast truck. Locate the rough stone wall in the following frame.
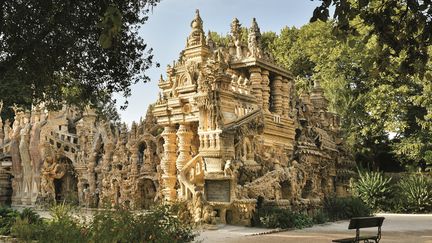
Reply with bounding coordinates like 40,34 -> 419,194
0,10 -> 355,226
0,104 -> 162,209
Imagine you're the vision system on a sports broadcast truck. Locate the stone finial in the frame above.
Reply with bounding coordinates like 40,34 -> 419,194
230,18 -> 241,41
158,74 -> 164,83
187,9 -> 206,47
206,30 -> 215,49
248,17 -> 263,58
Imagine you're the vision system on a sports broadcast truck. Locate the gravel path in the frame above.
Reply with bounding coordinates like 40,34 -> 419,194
196,214 -> 432,243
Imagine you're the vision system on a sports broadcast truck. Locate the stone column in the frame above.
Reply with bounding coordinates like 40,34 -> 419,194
271,75 -> 283,115
261,70 -> 270,112
176,124 -> 193,171
282,78 -> 290,117
249,67 -> 263,107
161,126 -> 177,201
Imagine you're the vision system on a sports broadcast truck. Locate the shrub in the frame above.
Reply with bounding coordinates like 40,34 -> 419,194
10,217 -> 45,242
10,208 -> 44,241
89,204 -> 195,243
134,204 -> 196,242
352,171 -> 393,211
397,174 -> 432,213
312,210 -> 329,224
255,208 -> 313,229
35,203 -> 87,243
89,209 -> 137,243
324,196 -> 371,221
0,207 -> 19,235
19,208 -> 42,224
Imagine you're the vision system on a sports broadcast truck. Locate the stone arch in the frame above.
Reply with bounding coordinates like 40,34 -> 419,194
137,178 -> 157,209
54,156 -> 78,204
137,141 -> 147,165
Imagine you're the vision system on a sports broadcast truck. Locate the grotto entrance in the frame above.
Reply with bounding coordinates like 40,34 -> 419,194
54,157 -> 78,204
138,178 -> 156,209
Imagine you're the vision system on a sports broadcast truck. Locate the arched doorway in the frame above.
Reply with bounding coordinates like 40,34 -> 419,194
53,157 -> 78,204
138,179 -> 156,209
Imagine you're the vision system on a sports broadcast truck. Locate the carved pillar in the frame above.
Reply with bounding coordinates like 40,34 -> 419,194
261,70 -> 270,112
161,126 -> 177,201
176,124 -> 193,171
249,67 -> 263,107
282,78 -> 290,117
271,75 -> 283,115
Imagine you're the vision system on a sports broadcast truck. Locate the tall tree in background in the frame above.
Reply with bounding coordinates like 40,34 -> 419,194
311,0 -> 432,75
310,0 -> 432,171
0,0 -> 159,120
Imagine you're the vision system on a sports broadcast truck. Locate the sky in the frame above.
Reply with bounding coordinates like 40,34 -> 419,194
116,0 -> 322,125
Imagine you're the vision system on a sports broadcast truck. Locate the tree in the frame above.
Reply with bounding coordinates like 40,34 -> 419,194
311,0 -> 432,75
0,0 -> 159,120
311,0 -> 432,171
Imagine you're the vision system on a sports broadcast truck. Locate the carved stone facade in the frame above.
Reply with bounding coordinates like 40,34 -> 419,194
0,11 -> 355,225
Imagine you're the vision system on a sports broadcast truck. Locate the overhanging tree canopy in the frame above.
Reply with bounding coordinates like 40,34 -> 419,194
0,0 -> 159,119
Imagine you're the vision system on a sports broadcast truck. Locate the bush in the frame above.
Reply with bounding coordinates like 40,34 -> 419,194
324,196 -> 371,221
254,208 -> 313,229
89,204 -> 195,243
10,217 -> 44,242
19,208 -> 42,224
312,210 -> 329,224
397,174 -> 432,213
40,205 -> 87,243
0,207 -> 19,235
134,204 -> 196,242
89,208 -> 137,243
352,171 -> 393,211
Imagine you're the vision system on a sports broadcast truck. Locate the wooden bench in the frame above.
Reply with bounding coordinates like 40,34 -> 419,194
332,216 -> 385,243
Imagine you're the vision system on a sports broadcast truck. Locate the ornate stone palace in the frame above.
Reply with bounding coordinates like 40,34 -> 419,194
0,10 -> 355,225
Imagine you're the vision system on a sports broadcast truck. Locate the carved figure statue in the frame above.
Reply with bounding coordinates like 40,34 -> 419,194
224,160 -> 233,177
40,155 -> 65,201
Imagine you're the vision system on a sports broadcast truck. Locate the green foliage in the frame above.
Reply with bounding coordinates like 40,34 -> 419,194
89,204 -> 195,243
323,196 -> 372,221
352,171 -> 393,211
0,207 -> 19,235
312,0 -> 432,76
397,174 -> 432,212
312,210 -> 329,224
18,208 -> 42,225
89,208 -> 137,243
0,0 -> 159,120
254,208 -> 313,229
134,204 -> 195,242
10,218 -> 44,242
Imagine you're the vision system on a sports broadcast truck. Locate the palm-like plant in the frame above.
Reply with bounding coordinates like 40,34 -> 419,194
398,174 -> 432,213
353,171 -> 393,211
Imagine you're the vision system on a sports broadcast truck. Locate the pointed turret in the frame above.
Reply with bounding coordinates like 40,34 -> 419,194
206,30 -> 215,50
248,18 -> 263,58
184,9 -> 210,63
310,79 -> 329,110
186,9 -> 206,48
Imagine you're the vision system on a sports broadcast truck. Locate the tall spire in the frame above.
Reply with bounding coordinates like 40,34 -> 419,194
248,17 -> 263,58
187,9 -> 206,47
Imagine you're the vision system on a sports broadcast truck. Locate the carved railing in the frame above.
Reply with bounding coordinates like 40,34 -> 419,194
178,154 -> 204,200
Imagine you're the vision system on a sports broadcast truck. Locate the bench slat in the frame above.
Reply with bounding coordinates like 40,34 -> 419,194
348,217 -> 385,229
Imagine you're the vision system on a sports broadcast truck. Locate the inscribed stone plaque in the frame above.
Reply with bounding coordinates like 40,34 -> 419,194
205,180 -> 230,202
